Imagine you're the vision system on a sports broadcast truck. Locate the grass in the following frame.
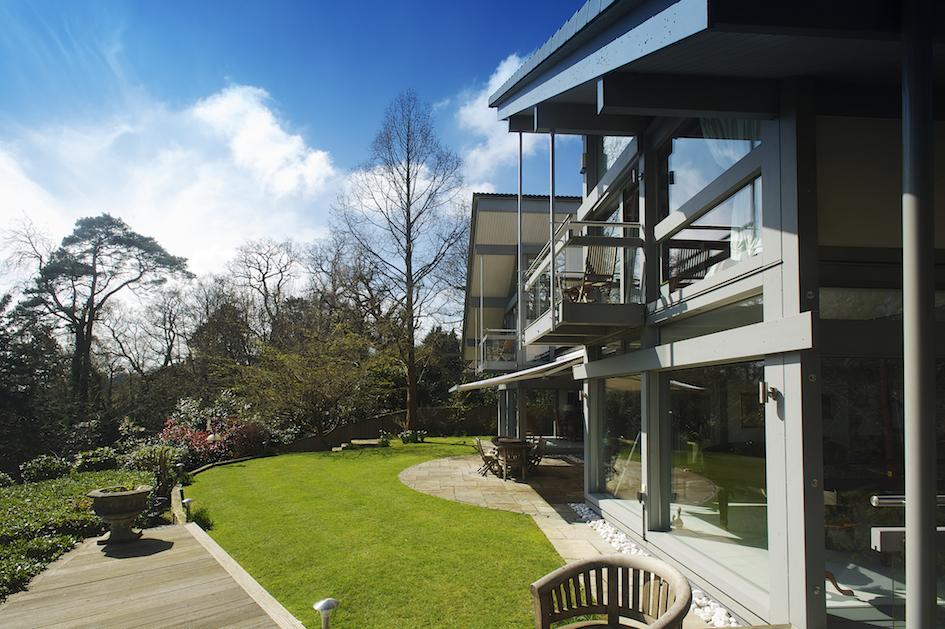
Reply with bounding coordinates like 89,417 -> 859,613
186,437 -> 564,628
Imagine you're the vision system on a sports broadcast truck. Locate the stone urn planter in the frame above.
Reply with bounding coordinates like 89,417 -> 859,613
87,484 -> 153,544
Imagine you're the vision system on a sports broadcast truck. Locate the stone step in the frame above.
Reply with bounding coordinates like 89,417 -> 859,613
349,439 -> 383,447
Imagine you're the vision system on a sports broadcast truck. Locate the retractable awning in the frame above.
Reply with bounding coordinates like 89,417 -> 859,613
450,349 -> 585,393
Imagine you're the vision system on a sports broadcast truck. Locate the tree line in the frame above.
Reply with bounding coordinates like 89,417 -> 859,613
0,90 -> 482,474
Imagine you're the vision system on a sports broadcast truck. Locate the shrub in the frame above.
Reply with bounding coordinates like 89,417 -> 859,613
189,506 -> 213,531
0,473 -> 13,488
377,430 -> 391,447
397,429 -> 428,444
73,447 -> 119,472
20,455 -> 70,483
125,444 -> 184,499
0,469 -> 150,600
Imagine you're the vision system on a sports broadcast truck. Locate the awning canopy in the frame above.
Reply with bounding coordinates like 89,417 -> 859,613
450,349 -> 585,393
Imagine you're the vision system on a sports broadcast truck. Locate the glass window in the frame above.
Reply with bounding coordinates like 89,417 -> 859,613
822,358 -> 945,623
603,376 -> 643,506
659,295 -> 763,344
820,287 -> 945,321
662,177 -> 762,290
667,361 -> 768,585
601,136 -> 633,174
664,119 -> 760,217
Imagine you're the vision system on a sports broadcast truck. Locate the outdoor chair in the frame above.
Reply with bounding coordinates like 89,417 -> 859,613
531,554 -> 691,629
474,437 -> 500,477
527,436 -> 547,470
562,245 -> 618,304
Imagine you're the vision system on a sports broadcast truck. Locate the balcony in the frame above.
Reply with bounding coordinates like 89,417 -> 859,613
523,217 -> 645,345
477,329 -> 517,373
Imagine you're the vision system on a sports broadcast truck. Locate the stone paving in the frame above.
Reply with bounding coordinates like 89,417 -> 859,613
399,455 -> 613,562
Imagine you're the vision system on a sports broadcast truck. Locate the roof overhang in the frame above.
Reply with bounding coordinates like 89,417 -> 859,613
490,0 -> 945,121
450,349 -> 585,393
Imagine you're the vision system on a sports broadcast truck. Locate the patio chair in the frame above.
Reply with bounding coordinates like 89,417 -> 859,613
474,438 -> 500,477
531,554 -> 691,629
527,437 -> 547,470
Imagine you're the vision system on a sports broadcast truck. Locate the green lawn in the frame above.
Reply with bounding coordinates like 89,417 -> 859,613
186,437 -> 563,628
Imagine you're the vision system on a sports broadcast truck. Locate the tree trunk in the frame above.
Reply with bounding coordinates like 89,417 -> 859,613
406,338 -> 417,431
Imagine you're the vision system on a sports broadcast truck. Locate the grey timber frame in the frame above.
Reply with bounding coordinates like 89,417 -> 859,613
479,1 -> 944,626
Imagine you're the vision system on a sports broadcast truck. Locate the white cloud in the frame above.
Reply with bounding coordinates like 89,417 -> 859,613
456,53 -> 541,185
192,86 -> 336,198
0,84 -> 337,285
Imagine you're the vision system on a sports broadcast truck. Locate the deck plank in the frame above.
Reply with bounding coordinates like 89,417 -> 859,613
0,524 -> 303,629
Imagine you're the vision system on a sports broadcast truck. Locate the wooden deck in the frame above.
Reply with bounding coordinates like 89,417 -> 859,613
0,524 -> 304,629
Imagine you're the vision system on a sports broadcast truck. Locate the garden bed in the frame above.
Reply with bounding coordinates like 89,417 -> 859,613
0,469 -> 151,600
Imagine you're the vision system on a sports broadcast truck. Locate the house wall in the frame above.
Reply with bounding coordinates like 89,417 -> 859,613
816,117 -> 945,248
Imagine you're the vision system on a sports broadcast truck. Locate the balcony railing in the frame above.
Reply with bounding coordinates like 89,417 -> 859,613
477,329 -> 517,373
522,217 -> 645,344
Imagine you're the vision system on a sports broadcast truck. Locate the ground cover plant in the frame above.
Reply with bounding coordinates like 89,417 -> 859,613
186,437 -> 563,629
0,469 -> 150,600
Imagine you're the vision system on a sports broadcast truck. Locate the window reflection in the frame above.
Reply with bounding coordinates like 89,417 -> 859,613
603,375 -> 642,502
667,361 -> 768,582
665,119 -> 760,217
601,136 -> 633,174
663,177 -> 762,290
822,358 -> 945,622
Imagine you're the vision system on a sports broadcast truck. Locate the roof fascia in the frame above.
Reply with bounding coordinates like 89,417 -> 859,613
493,0 -> 709,119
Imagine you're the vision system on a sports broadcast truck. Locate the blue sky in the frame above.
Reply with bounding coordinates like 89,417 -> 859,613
0,1 -> 584,276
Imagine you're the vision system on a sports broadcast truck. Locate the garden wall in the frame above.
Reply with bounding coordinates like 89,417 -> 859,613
282,405 -> 497,452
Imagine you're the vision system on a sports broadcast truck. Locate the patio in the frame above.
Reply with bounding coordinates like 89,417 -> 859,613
398,454 -> 585,517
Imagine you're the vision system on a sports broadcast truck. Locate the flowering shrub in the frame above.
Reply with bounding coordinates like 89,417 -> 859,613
377,430 -> 392,447
158,416 -> 270,470
20,455 -> 71,483
0,472 -> 13,488
397,429 -> 428,444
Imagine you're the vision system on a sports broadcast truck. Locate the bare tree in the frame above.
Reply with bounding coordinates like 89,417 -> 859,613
333,90 -> 465,429
229,239 -> 298,342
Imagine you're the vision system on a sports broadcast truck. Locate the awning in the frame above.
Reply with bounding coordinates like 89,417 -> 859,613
450,349 -> 585,393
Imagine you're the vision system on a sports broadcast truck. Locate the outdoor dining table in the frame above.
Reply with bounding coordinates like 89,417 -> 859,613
491,437 -> 531,481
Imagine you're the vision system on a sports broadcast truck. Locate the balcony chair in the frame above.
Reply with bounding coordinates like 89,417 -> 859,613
563,245 -> 619,304
474,437 -> 500,477
531,555 -> 692,629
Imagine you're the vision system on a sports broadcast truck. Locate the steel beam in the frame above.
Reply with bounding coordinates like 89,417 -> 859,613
901,0 -> 936,625
534,103 -> 647,135
597,74 -> 779,119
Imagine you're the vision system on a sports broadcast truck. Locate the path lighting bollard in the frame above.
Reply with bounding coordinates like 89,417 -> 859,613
313,598 -> 339,629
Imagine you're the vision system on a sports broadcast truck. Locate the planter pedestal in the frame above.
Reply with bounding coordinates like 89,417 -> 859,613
87,485 -> 153,545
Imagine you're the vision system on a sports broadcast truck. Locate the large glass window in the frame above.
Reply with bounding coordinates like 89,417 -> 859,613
822,357 -> 945,626
667,361 -> 768,586
662,177 -> 762,290
820,287 -> 945,321
659,295 -> 763,344
603,376 -> 642,504
663,119 -> 760,217
601,136 -> 634,174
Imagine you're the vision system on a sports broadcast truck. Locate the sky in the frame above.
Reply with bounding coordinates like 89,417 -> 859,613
0,0 -> 585,281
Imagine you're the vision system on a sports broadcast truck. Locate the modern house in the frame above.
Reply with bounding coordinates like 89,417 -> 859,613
455,1 -> 944,627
